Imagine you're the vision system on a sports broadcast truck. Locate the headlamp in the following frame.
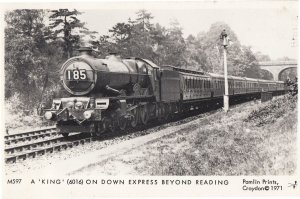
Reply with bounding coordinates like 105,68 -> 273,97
44,111 -> 53,120
83,110 -> 93,119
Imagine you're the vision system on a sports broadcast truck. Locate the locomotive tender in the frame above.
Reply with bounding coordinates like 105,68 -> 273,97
44,47 -> 286,137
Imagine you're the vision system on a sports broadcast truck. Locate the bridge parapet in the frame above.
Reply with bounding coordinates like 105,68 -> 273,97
259,61 -> 297,66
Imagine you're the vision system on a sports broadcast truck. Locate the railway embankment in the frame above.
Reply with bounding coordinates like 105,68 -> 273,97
76,94 -> 297,175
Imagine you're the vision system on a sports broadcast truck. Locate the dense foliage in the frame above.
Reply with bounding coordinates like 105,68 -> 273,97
4,9 -> 294,116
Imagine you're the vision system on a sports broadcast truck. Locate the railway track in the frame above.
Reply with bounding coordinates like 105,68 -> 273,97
4,127 -> 99,164
5,133 -> 96,164
5,127 -> 57,145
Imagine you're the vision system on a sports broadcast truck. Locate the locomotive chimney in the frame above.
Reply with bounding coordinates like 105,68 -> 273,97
77,46 -> 93,56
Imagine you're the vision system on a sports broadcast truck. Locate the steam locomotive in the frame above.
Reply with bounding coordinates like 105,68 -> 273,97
44,47 -> 286,137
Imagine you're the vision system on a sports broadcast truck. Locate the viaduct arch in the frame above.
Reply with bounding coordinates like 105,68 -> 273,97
259,61 -> 297,81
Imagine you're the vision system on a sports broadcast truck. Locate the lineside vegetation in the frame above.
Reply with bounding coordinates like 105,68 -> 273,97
138,95 -> 297,175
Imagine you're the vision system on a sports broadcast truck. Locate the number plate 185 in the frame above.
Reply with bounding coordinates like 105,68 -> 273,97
66,69 -> 87,80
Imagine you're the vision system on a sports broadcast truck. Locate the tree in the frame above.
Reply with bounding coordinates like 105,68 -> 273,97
109,22 -> 133,42
130,10 -> 155,59
49,9 -> 89,58
100,10 -> 157,60
93,10 -> 188,66
91,35 -> 112,57
184,34 -> 209,71
108,22 -> 134,56
254,51 -> 271,62
160,19 -> 186,66
194,21 -> 263,78
5,9 -> 63,109
253,51 -> 272,80
198,22 -> 244,75
135,9 -> 154,32
239,46 -> 261,78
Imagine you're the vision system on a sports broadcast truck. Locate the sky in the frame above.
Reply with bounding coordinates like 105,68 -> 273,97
77,0 -> 298,61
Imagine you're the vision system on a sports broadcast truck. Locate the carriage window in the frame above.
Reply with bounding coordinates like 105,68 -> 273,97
185,79 -> 188,89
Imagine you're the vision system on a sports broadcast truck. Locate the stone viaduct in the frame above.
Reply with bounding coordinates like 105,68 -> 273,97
258,61 -> 297,81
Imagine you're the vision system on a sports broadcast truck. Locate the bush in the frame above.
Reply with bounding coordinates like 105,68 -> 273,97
5,94 -> 53,131
244,95 -> 297,126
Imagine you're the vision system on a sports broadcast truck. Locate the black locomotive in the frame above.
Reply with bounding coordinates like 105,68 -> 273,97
44,47 -> 286,137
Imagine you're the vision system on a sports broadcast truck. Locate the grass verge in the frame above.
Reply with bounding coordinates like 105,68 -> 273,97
137,95 -> 297,175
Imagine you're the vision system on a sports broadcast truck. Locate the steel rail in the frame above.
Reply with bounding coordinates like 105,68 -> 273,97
5,136 -> 96,164
5,136 -> 69,154
5,126 -> 56,140
5,131 -> 59,145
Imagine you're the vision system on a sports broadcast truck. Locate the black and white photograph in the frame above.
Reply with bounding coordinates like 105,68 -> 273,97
1,0 -> 299,198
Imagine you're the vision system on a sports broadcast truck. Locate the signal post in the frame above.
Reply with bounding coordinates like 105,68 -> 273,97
220,29 -> 229,112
